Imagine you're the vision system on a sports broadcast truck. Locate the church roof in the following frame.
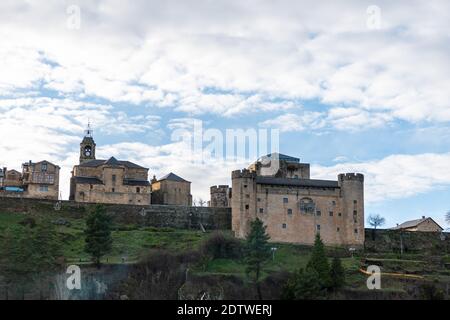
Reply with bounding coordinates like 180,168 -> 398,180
79,158 -> 147,169
255,176 -> 339,188
158,172 -> 190,183
123,179 -> 150,186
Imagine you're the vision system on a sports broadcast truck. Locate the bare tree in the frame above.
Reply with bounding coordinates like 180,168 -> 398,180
368,214 -> 385,240
198,198 -> 206,207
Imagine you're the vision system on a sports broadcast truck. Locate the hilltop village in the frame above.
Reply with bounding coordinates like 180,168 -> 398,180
0,126 -> 444,246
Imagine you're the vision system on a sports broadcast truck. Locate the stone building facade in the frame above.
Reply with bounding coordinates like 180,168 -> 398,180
231,153 -> 364,247
0,161 -> 60,200
70,129 -> 151,205
151,173 -> 192,206
210,185 -> 232,207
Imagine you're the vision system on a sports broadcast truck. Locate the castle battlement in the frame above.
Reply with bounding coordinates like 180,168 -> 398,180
338,173 -> 364,182
210,185 -> 230,193
232,169 -> 256,179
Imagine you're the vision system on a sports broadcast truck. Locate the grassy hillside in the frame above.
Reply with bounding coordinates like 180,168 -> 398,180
1,211 -> 449,299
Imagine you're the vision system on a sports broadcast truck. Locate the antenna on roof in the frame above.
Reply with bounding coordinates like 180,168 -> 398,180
85,119 -> 94,138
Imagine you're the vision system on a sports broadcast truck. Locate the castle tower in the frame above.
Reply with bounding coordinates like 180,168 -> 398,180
79,122 -> 96,164
231,169 -> 257,238
210,185 -> 231,207
338,173 -> 365,246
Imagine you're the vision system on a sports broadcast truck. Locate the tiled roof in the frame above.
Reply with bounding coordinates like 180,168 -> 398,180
123,179 -> 150,186
79,158 -> 147,169
73,176 -> 103,185
259,153 -> 300,163
255,176 -> 339,188
158,172 -> 190,183
391,217 -> 443,231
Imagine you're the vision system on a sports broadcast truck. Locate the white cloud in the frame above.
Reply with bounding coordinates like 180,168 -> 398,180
312,152 -> 450,203
0,0 -> 448,122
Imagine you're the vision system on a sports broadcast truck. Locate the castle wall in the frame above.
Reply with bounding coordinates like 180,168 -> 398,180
151,180 -> 192,206
210,185 -> 231,207
0,197 -> 231,230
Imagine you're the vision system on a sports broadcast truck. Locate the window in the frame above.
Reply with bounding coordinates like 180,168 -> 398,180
353,200 -> 357,204
245,204 -> 249,210
329,211 -> 333,217
337,227 -> 340,232
332,200 -> 336,206
112,174 -> 117,185
354,228 -> 358,234
257,198 -> 261,202
316,210 -> 321,216
353,210 -> 357,216
282,223 -> 287,229
338,212 -> 342,217
39,185 -> 48,192
287,209 -> 293,215
136,187 -> 140,193
41,163 -> 47,172
244,184 -> 248,188
354,218 -> 357,223
283,197 -> 288,204
90,184 -> 93,190
316,225 -> 321,231
259,208 -> 264,213
299,198 -> 315,214
112,188 -> 115,193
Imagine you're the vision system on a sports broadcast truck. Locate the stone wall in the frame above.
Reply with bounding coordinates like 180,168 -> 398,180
365,228 -> 450,254
0,197 -> 231,230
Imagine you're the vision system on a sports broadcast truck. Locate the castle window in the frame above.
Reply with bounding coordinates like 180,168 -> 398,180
287,209 -> 293,215
354,228 -> 358,234
244,184 -> 248,188
353,210 -> 357,216
112,175 -> 117,185
283,197 -> 288,204
245,204 -> 249,210
282,223 -> 287,229
329,211 -> 333,217
112,188 -> 115,193
354,218 -> 357,223
353,200 -> 357,204
266,189 -> 269,195
332,200 -> 336,206
316,225 -> 321,231
90,184 -> 93,190
337,227 -> 340,232
299,198 -> 315,214
257,198 -> 261,202
39,185 -> 48,192
136,187 -> 140,193
259,208 -> 264,213
316,210 -> 321,216
41,163 -> 47,172
338,212 -> 342,217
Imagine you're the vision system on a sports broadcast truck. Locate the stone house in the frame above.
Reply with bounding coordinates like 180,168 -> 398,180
151,172 -> 192,206
391,216 -> 443,232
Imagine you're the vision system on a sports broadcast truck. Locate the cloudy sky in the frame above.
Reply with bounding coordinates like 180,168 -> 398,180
1,0 -> 449,228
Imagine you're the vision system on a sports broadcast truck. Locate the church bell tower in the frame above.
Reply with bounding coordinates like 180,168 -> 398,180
79,122 -> 96,164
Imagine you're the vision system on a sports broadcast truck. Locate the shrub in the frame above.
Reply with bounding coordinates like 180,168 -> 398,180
201,231 -> 243,260
282,268 -> 325,300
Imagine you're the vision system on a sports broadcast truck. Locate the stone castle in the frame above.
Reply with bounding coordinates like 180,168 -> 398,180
211,153 -> 365,246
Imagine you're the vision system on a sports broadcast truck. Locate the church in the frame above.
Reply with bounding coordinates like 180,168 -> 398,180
69,125 -> 151,205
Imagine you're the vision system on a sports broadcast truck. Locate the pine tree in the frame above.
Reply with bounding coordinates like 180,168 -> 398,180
282,268 -> 324,300
245,218 -> 271,300
329,256 -> 346,291
306,233 -> 331,288
85,205 -> 112,268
